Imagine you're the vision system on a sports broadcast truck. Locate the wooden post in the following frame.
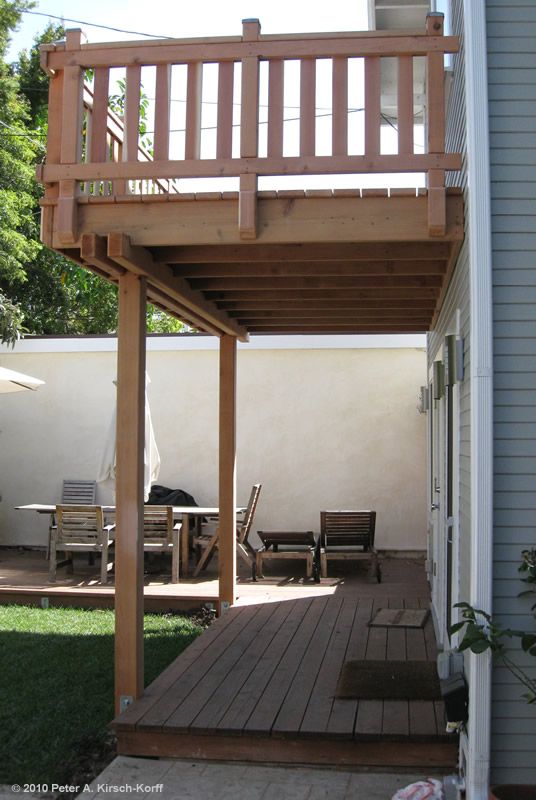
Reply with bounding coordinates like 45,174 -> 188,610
219,334 -> 237,610
40,58 -> 63,247
239,19 -> 260,240
57,29 -> 85,244
426,13 -> 446,236
115,271 -> 147,714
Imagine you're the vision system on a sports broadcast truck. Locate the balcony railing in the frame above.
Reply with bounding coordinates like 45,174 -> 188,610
38,15 -> 460,244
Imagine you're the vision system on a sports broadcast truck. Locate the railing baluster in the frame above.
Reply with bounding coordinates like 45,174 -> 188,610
397,56 -> 414,155
90,67 -> 110,163
267,59 -> 284,159
364,55 -> 381,156
124,64 -> 141,163
300,58 -> 316,157
185,62 -> 202,160
154,64 -> 171,162
217,61 -> 234,160
332,57 -> 348,156
426,13 -> 446,236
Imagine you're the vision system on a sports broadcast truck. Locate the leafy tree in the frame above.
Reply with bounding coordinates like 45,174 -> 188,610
0,10 -> 185,337
0,0 -> 41,293
0,287 -> 24,344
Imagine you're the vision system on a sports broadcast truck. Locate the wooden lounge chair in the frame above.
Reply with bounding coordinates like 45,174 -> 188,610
49,504 -> 115,584
142,505 -> 182,583
319,510 -> 381,582
255,531 -> 319,581
193,483 -> 262,578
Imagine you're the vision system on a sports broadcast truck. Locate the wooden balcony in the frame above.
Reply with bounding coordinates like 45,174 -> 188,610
38,15 -> 462,338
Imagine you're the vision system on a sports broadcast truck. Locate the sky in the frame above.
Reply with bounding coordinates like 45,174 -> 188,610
7,0 -> 372,59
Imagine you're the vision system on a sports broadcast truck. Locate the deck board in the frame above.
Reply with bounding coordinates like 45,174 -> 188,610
218,597 -> 315,734
299,597 -> 357,735
190,600 -> 298,733
327,597 -> 372,737
165,602 -> 279,732
139,604 -> 263,730
243,596 -> 329,736
271,596 -> 344,736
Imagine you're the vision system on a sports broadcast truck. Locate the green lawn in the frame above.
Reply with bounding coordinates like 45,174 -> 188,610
0,605 -> 205,786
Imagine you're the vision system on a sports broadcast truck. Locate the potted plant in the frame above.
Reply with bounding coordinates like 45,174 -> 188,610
450,549 -> 536,799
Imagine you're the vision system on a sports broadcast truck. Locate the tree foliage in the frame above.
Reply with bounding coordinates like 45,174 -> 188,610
0,7 -> 184,338
0,0 -> 40,296
451,549 -> 536,704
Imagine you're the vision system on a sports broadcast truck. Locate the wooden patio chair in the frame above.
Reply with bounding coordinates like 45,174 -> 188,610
142,505 -> 181,583
48,479 -> 97,558
48,504 -> 115,584
193,483 -> 262,578
318,510 -> 381,582
255,530 -> 319,582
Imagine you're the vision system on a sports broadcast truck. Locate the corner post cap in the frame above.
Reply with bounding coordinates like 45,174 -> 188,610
65,28 -> 87,49
242,19 -> 261,40
426,12 -> 444,35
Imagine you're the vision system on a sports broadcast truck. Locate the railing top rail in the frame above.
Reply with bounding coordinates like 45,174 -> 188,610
42,27 -> 459,71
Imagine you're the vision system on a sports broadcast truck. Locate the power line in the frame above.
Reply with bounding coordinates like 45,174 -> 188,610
21,9 -> 173,40
0,119 -> 46,147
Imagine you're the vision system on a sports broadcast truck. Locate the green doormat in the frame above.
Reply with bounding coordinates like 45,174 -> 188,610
368,608 -> 429,628
336,660 -> 441,700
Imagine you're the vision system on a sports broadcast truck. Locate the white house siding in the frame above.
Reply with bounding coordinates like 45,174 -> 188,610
487,0 -> 536,784
428,0 -> 472,613
0,336 -> 428,554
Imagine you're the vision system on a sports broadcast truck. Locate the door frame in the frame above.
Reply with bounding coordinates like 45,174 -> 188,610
428,314 -> 461,650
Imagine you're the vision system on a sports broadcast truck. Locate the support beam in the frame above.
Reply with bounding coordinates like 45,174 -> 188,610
107,233 -> 248,341
219,335 -> 237,610
115,271 -> 147,715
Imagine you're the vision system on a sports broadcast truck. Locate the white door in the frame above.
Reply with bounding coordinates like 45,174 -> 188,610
429,335 -> 460,649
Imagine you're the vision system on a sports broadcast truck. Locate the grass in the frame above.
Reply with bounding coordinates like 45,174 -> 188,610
0,605 -> 205,786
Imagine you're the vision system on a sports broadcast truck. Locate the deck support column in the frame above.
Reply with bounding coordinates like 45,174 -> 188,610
219,334 -> 237,610
114,271 -> 147,714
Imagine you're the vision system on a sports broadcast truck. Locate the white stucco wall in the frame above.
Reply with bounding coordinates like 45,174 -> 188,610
0,334 -> 427,551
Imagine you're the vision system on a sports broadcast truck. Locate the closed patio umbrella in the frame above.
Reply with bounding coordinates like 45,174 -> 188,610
97,375 -> 161,502
0,366 -> 45,393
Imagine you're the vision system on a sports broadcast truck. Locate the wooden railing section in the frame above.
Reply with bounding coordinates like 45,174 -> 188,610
38,15 -> 460,245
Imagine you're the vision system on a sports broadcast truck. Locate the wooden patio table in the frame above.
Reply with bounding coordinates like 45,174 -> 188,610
16,504 -> 246,578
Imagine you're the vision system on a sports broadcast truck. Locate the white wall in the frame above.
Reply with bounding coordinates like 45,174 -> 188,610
0,335 -> 428,551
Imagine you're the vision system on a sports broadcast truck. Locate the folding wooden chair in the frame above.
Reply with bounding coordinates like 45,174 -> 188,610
193,483 -> 262,577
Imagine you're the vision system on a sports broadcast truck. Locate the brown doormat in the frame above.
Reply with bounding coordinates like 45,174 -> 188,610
335,660 -> 441,700
368,608 -> 429,628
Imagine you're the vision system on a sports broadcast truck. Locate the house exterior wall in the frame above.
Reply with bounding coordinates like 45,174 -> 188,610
428,0 -> 473,618
487,0 -> 536,784
0,335 -> 427,554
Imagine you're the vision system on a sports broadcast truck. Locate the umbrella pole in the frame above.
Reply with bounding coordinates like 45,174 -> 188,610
114,272 -> 147,714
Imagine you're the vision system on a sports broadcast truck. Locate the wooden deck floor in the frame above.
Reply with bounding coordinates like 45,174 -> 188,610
114,560 -> 458,770
0,549 -> 344,611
